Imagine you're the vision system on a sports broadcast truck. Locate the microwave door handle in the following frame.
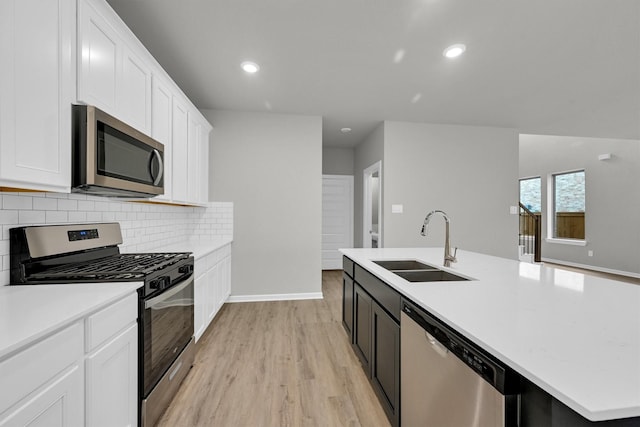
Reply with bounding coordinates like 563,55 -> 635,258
150,149 -> 164,186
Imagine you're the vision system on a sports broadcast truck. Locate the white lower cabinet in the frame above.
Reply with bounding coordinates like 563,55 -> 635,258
84,293 -> 137,427
85,324 -> 137,427
194,269 -> 207,340
0,365 -> 83,427
0,293 -> 138,427
194,244 -> 232,342
0,322 -> 84,427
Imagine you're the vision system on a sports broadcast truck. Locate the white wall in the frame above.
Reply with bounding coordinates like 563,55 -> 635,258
322,147 -> 354,175
383,121 -> 519,260
0,192 -> 232,285
520,134 -> 640,276
354,124 -> 384,248
204,109 -> 323,299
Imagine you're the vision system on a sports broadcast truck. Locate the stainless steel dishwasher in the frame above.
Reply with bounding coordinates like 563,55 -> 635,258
401,300 -> 520,427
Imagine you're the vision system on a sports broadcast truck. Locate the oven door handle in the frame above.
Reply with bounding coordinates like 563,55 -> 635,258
145,274 -> 193,309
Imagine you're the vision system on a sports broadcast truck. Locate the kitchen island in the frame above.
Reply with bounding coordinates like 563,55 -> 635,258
340,247 -> 640,425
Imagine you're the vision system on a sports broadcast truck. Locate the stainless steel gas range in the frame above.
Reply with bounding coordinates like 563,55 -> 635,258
10,222 -> 194,427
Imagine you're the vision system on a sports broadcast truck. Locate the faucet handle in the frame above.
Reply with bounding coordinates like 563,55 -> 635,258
451,247 -> 458,263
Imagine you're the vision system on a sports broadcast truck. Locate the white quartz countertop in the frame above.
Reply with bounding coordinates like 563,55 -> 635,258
0,282 -> 142,360
151,237 -> 233,260
340,247 -> 640,422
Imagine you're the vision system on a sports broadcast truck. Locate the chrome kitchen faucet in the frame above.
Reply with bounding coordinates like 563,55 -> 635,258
420,210 -> 458,267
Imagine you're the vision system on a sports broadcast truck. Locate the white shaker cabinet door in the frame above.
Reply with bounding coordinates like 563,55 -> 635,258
85,323 -> 138,427
198,124 -> 211,204
118,44 -> 152,134
194,270 -> 207,342
205,263 -> 217,325
0,0 -> 74,192
187,113 -> 201,204
77,0 -> 119,113
172,96 -> 189,203
0,322 -> 84,427
151,75 -> 174,202
0,365 -> 84,427
220,254 -> 232,307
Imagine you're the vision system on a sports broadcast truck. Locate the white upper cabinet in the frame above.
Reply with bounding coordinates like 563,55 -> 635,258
77,0 -> 119,113
77,0 -> 152,134
1,0 -> 210,202
187,112 -> 201,204
118,44 -> 152,134
0,0 -> 75,192
151,74 -> 174,202
198,124 -> 211,204
171,96 -> 190,204
187,110 -> 212,205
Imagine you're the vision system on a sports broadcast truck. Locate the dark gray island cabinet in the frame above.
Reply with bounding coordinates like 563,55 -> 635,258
341,256 -> 640,427
343,257 -> 400,427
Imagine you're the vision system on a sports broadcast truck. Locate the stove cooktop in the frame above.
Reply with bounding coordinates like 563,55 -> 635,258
26,253 -> 191,283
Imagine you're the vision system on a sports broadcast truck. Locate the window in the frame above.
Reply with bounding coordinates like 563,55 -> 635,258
552,170 -> 585,240
519,177 -> 541,212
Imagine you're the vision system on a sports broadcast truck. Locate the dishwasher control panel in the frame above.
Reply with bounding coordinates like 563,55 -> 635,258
402,300 -> 520,394
449,336 -> 495,382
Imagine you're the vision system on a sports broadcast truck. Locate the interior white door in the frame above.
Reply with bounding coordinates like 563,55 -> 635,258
322,175 -> 354,270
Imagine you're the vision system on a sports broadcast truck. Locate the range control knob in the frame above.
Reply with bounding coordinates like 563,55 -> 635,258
150,279 -> 161,290
179,265 -> 193,274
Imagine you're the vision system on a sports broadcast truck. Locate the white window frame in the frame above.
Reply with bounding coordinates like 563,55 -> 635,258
546,169 -> 586,246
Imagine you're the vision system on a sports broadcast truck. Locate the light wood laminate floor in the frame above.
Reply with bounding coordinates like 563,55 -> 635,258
157,270 -> 390,427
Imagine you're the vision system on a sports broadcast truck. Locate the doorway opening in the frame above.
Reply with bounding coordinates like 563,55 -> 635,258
363,161 -> 382,248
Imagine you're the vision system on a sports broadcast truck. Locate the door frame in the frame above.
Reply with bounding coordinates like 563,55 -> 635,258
363,161 -> 382,248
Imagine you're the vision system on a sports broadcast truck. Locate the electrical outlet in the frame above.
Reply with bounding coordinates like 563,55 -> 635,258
510,206 -> 519,215
391,204 -> 403,214
588,250 -> 594,257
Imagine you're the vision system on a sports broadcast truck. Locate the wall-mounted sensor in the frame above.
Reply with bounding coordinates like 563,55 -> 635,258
598,153 -> 611,161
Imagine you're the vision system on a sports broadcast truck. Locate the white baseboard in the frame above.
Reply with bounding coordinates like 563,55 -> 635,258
541,258 -> 640,279
227,292 -> 324,303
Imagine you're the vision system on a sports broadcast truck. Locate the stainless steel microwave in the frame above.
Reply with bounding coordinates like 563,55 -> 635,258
72,105 -> 164,198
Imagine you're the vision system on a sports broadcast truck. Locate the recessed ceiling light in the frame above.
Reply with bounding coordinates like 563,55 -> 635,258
341,128 -> 352,133
443,44 -> 466,58
241,61 -> 260,73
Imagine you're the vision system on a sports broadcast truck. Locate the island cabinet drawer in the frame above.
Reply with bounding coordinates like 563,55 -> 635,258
354,264 -> 401,322
343,256 -> 355,278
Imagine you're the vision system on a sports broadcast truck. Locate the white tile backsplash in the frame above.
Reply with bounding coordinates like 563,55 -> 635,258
0,192 -> 233,285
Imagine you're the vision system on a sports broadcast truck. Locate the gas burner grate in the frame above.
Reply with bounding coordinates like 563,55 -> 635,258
28,253 -> 190,282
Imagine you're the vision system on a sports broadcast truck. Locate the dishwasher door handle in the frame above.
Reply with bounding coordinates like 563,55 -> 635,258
425,331 -> 449,358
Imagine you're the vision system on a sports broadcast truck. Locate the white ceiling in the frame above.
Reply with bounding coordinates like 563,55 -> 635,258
106,0 -> 640,147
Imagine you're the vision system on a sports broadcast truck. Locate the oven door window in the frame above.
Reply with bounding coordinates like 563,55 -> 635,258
97,122 -> 163,186
142,275 -> 194,397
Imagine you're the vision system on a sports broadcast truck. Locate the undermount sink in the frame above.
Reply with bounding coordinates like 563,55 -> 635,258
393,270 -> 469,282
372,259 -> 471,282
372,260 -> 437,271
